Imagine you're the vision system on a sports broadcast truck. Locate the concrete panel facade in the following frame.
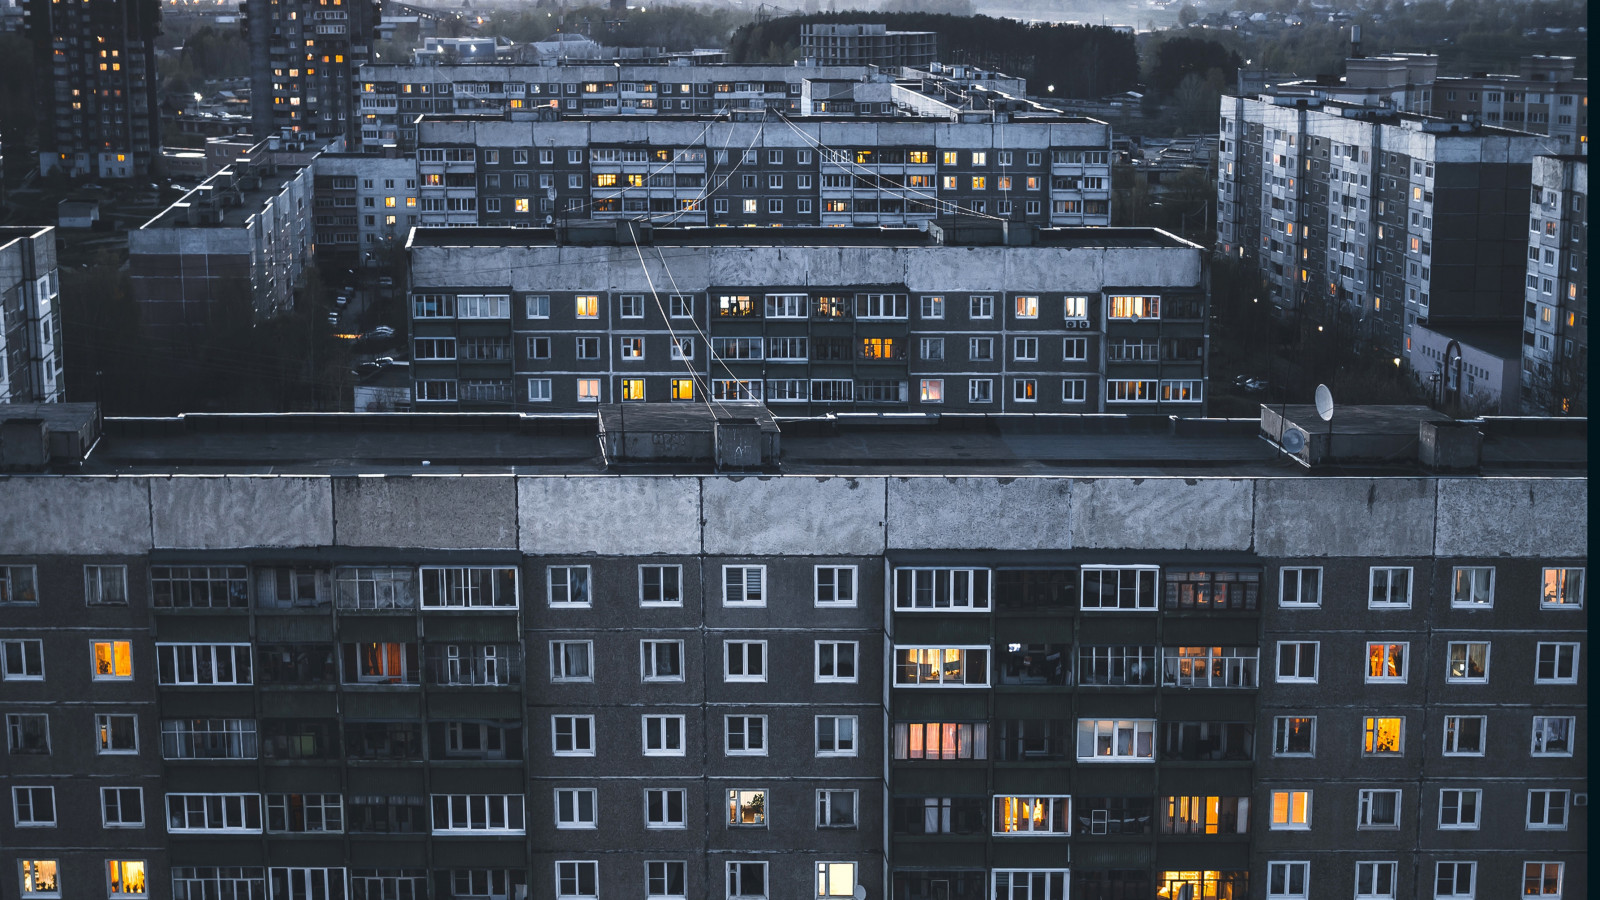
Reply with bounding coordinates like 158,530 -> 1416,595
886,476 -> 1073,550
519,476 -> 701,555
149,475 -> 332,549
1069,477 -> 1255,551
0,476 -> 152,554
702,476 -> 884,556
1252,477 -> 1438,558
332,474 -> 517,548
1433,477 -> 1589,558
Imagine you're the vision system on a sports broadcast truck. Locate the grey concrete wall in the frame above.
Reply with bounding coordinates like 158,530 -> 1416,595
150,476 -> 332,549
0,473 -> 1585,558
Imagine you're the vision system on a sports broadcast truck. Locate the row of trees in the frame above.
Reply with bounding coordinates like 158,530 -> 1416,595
485,4 -> 752,52
727,13 -> 1139,99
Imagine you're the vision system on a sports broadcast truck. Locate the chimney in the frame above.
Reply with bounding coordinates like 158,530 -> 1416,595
1350,25 -> 1363,58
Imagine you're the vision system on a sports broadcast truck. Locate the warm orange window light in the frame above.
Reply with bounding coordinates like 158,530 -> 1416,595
94,641 -> 132,678
1363,717 -> 1402,753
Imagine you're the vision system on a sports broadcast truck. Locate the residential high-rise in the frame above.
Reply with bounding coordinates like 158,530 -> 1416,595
1522,155 -> 1587,414
24,0 -> 161,178
0,226 -> 63,403
243,0 -> 380,143
0,403 -> 1586,900
403,222 -> 1205,413
800,23 -> 938,68
1216,92 -> 1544,365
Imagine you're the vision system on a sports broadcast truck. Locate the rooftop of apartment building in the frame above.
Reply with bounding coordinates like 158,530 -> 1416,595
0,403 -> 1584,478
140,153 -> 308,230
404,222 -> 1193,251
1231,92 -> 1548,138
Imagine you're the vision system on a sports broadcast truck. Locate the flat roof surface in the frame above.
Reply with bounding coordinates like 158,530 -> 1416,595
143,162 -> 308,230
407,224 -> 1199,251
70,411 -> 1585,477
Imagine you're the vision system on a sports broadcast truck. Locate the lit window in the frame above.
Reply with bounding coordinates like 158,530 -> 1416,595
106,861 -> 146,898
1270,790 -> 1310,830
816,863 -> 857,899
621,378 -> 645,401
1523,862 -> 1563,899
92,640 -> 133,680
19,860 -> 59,898
575,295 -> 600,318
576,379 -> 601,402
1362,717 -> 1403,755
919,378 -> 943,402
1541,567 -> 1584,608
992,796 -> 1070,835
1366,642 -> 1408,682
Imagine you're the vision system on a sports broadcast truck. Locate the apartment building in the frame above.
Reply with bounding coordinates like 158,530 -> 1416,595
129,145 -> 314,338
356,63 -> 882,150
243,0 -> 381,143
412,115 -> 1112,229
0,403 -> 1586,900
800,23 -> 939,69
1521,155 -> 1587,415
403,222 -> 1203,413
23,0 -> 161,178
0,226 -> 63,403
311,153 -> 421,272
1216,92 -> 1544,363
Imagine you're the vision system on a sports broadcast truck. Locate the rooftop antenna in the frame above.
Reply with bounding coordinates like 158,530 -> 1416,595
1315,383 -> 1335,458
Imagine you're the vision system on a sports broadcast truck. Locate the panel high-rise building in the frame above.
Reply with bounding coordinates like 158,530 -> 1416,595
24,0 -> 160,178
242,0 -> 380,143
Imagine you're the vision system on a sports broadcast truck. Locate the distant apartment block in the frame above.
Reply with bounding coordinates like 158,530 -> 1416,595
1522,155 -> 1587,414
311,153 -> 420,271
243,0 -> 380,143
129,144 -> 313,338
0,226 -> 63,402
1216,92 -> 1544,365
24,0 -> 161,178
403,222 -> 1206,413
801,23 -> 938,69
412,116 -> 1112,229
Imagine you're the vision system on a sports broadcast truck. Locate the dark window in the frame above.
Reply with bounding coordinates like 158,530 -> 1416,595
892,797 -> 986,834
996,642 -> 1069,685
1159,722 -> 1255,761
256,644 -> 338,684
1076,797 -> 1155,835
260,719 -> 339,760
343,721 -> 423,760
891,871 -> 987,900
994,719 -> 1069,761
995,569 -> 1077,611
346,795 -> 429,833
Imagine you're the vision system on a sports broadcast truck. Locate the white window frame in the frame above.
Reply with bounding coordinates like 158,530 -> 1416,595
429,794 -> 526,835
554,788 -> 597,830
84,565 -> 128,605
155,643 -> 252,686
1450,566 -> 1494,607
646,861 -> 687,900
12,786 -> 56,827
1442,715 -> 1487,757
725,715 -> 768,756
547,565 -> 592,608
641,640 -> 684,683
265,793 -> 342,833
1269,790 -> 1311,830
1,639 -> 45,680
1355,861 -> 1397,900
1541,567 -> 1584,608
643,715 -> 685,756
894,646 -> 990,687
0,565 -> 37,606
105,860 -> 146,899
1266,861 -> 1310,900
1433,861 -> 1475,900
814,565 -> 857,607
727,861 -> 767,900
91,639 -> 133,681
1366,642 -> 1409,683
1445,641 -> 1490,684
1013,336 -> 1038,361
1526,789 -> 1569,830
1534,642 -> 1580,684
1276,641 -> 1319,683
723,565 -> 766,606
894,567 -> 991,611
18,860 -> 61,899
1080,565 -> 1160,611
1074,718 -> 1155,762
1272,716 -> 1315,757
1362,716 -> 1405,756
725,640 -> 767,683
1531,715 -> 1574,756
1279,567 -> 1322,607
815,715 -> 858,757
6,713 -> 50,754
639,565 -> 683,607
645,788 -> 687,829
1368,567 -> 1412,608
165,793 -> 263,833
816,790 -> 858,829
95,713 -> 138,755
991,795 -> 1071,835
552,715 -> 595,757
1522,862 -> 1563,900
550,641 -> 593,683
1356,788 -> 1402,830
989,870 -> 1068,900
1437,788 -> 1481,830
816,862 -> 857,899
553,861 -> 598,900
815,641 -> 858,683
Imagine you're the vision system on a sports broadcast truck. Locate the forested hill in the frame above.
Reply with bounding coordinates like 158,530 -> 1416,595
727,13 -> 1139,99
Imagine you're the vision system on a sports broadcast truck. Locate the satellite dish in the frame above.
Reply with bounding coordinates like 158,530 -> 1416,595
1314,384 -> 1335,422
853,887 -> 867,900
1281,428 -> 1307,454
